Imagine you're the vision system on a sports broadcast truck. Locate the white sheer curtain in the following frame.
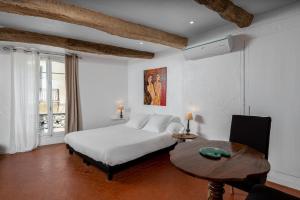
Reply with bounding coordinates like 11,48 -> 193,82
9,50 -> 39,153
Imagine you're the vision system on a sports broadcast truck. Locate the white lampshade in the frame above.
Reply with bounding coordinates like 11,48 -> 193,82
117,105 -> 124,110
185,112 -> 193,120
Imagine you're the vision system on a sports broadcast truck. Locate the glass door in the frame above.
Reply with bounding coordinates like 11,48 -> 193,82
39,55 -> 66,136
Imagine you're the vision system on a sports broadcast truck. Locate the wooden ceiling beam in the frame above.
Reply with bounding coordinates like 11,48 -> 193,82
0,0 -> 188,49
0,28 -> 155,59
194,0 -> 254,28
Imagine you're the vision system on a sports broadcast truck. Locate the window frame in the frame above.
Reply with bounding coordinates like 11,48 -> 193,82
39,54 -> 65,136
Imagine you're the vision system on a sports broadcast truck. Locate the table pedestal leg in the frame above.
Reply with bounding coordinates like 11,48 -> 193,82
208,182 -> 224,200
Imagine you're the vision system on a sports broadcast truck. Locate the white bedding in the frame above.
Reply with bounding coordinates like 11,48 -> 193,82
64,124 -> 176,166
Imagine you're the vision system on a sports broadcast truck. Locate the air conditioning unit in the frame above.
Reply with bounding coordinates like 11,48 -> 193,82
183,36 -> 233,60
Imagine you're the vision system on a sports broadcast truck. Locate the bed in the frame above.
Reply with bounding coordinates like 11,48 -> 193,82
65,115 -> 181,180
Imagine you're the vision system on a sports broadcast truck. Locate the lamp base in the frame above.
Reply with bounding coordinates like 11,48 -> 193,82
120,110 -> 123,119
186,120 -> 190,135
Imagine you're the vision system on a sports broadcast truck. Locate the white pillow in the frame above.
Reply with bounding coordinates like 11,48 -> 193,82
142,114 -> 173,133
126,113 -> 150,129
170,116 -> 181,123
166,122 -> 185,134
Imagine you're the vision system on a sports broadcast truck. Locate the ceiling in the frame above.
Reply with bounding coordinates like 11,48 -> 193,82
0,0 -> 297,56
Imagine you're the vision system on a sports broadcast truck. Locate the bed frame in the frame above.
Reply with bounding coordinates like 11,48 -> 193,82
66,143 -> 176,180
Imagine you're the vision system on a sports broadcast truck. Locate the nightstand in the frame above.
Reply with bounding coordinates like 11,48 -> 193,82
172,133 -> 198,143
110,116 -> 129,125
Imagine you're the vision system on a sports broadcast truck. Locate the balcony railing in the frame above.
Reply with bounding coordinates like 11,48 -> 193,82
39,113 -> 65,133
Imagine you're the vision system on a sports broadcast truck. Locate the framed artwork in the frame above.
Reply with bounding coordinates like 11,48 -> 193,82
144,67 -> 167,106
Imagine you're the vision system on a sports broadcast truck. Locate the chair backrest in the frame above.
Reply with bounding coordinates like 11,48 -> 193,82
230,115 -> 272,159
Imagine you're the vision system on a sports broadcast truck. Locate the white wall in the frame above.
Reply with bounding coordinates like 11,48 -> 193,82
128,2 -> 300,190
128,49 -> 243,140
245,29 -> 300,190
128,51 -> 184,117
0,53 -> 11,153
79,57 -> 128,130
183,51 -> 243,140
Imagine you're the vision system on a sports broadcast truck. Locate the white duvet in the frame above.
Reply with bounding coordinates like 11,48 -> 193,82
64,124 -> 175,166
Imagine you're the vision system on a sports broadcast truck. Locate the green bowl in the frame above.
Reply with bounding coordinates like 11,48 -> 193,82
199,147 -> 231,159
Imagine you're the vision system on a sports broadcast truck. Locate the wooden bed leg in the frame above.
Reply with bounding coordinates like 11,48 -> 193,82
66,145 -> 73,155
83,159 -> 91,166
107,172 -> 113,181
107,167 -> 113,181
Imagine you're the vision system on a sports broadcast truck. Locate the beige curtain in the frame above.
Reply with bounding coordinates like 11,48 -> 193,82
65,54 -> 81,133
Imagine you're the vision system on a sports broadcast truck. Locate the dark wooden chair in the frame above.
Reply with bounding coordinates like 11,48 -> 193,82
246,185 -> 300,200
226,115 -> 272,192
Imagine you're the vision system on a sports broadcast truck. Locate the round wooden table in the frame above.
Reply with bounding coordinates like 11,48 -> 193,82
170,138 -> 270,200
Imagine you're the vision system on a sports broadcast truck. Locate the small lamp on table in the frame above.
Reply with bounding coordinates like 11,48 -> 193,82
185,112 -> 193,135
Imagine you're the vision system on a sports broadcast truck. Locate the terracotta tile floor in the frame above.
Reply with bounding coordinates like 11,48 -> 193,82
0,144 -> 299,200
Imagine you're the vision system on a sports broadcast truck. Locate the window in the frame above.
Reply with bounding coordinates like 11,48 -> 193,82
39,56 -> 66,135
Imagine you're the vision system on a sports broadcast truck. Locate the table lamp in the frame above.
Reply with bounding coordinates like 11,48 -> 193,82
117,105 -> 124,119
185,112 -> 193,134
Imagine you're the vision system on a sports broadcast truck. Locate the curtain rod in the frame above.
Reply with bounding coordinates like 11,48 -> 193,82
0,46 -> 82,59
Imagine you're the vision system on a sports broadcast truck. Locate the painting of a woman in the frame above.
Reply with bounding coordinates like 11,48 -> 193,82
147,75 -> 156,104
144,67 -> 167,106
153,74 -> 161,105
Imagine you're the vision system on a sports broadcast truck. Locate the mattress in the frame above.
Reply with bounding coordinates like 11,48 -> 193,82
64,124 -> 176,166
